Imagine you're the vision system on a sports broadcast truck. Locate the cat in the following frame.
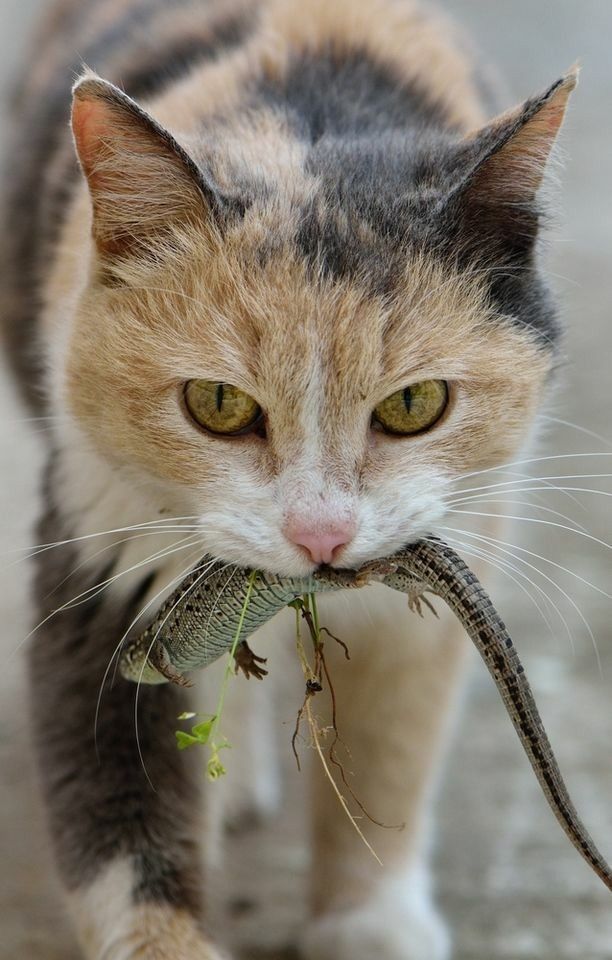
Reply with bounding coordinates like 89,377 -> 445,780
0,0 -> 575,957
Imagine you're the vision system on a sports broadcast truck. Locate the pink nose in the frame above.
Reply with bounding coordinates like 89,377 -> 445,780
285,523 -> 354,565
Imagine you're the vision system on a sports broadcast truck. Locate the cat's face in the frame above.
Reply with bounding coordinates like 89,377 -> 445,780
62,73 -> 573,574
66,227 -> 550,575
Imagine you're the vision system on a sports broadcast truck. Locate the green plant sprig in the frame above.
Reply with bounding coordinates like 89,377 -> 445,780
175,569 -> 258,780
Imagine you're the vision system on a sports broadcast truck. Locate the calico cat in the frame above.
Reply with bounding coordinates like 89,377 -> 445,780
1,0 -> 575,957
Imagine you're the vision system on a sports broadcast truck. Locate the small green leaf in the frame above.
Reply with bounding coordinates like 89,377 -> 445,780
175,731 -> 202,750
191,718 -> 216,742
173,569 -> 258,780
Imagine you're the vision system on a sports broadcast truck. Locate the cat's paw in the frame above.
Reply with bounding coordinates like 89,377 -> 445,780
300,869 -> 450,960
122,943 -> 227,960
108,925 -> 230,960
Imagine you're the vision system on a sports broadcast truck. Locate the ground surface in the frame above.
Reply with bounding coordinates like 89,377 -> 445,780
1,2 -> 612,958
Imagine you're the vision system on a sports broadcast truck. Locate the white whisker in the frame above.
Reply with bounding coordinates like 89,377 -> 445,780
94,548 -> 207,757
478,470 -> 587,511
447,508 -> 612,560
446,496 -> 587,532
439,534 -> 570,650
451,474 -> 612,499
51,535 -> 201,613
441,525 -> 603,675
10,535 -> 201,663
200,567 -> 240,659
40,529 -> 204,603
539,414 -> 612,450
450,483 -> 612,503
133,560 -> 236,788
3,515 -> 201,563
450,452 -> 612,487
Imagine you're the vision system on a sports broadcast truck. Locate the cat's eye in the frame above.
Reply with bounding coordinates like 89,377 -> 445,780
372,380 -> 449,436
184,380 -> 263,436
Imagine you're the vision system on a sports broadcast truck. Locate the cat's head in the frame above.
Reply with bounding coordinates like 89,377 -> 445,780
64,69 -> 575,574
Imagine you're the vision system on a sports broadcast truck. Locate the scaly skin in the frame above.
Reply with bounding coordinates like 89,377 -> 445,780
119,536 -> 612,894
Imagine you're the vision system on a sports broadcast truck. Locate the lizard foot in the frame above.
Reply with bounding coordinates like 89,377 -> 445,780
407,589 -> 439,620
149,644 -> 193,686
234,640 -> 269,680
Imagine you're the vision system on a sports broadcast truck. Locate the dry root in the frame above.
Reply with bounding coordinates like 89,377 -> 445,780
289,595 -> 404,854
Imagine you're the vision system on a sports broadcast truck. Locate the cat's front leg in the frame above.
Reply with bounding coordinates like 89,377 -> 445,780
67,860 -> 226,960
28,511 -> 226,959
301,585 -> 467,960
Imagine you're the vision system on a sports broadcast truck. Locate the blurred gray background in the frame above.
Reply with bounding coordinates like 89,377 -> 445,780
1,2 -> 611,959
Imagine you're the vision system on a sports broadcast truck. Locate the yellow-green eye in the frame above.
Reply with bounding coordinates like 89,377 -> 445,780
184,380 -> 263,436
372,380 -> 449,436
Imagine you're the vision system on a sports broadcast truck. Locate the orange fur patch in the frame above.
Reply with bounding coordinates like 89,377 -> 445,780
63,228 -> 550,493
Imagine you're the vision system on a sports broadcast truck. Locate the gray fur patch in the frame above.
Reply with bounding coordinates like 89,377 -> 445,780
28,457 -> 204,912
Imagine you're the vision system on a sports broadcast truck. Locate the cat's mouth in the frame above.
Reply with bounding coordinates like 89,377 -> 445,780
120,537 -> 612,899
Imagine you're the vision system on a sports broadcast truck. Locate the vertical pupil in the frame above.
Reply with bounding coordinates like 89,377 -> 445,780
215,383 -> 224,413
403,387 -> 412,412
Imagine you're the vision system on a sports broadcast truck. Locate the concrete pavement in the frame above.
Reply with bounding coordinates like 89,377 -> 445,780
1,2 -> 611,957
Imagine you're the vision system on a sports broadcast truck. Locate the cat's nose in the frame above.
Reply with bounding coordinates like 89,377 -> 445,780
284,522 -> 355,565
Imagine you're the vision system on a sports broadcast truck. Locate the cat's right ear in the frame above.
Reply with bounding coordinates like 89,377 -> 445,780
71,73 -> 222,260
443,68 -> 578,264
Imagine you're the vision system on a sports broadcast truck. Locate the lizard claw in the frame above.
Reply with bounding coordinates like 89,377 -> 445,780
408,589 -> 439,619
150,644 -> 193,686
234,640 -> 269,680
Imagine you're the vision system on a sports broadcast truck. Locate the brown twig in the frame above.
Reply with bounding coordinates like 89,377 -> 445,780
320,625 -> 350,660
319,645 -> 404,831
294,594 -> 403,832
304,697 -> 383,865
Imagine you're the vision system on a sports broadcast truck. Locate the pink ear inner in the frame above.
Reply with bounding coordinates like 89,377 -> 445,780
71,94 -> 114,184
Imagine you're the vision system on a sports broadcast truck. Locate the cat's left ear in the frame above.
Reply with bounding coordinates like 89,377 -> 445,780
447,67 -> 578,255
71,73 -> 223,260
